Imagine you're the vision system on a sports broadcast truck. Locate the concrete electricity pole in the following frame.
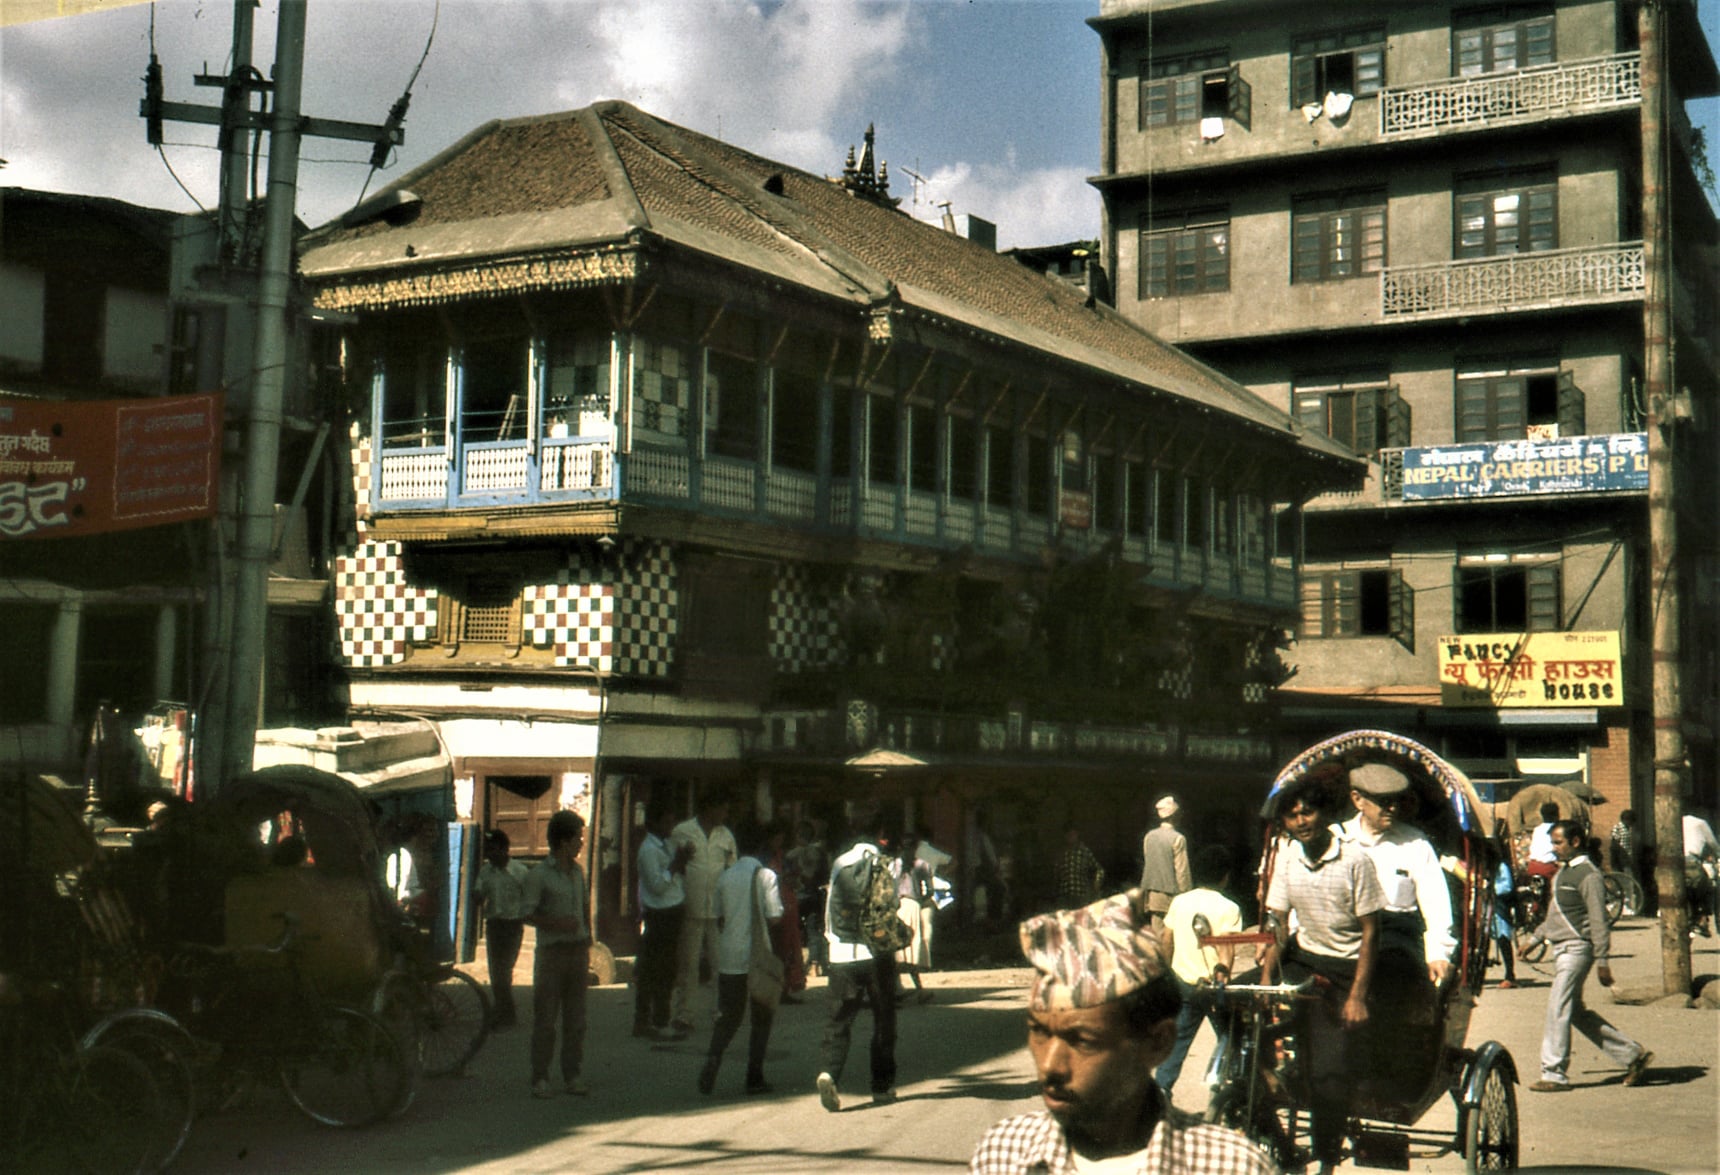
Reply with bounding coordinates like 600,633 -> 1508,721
142,0 -> 401,796
1638,0 -> 1692,996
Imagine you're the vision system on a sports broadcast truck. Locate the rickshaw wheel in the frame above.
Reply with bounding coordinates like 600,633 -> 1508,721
421,971 -> 490,1077
1463,1053 -> 1519,1172
589,941 -> 617,986
81,1015 -> 198,1169
281,1006 -> 413,1128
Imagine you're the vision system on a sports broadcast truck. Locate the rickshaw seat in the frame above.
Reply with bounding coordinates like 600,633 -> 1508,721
224,870 -> 385,1000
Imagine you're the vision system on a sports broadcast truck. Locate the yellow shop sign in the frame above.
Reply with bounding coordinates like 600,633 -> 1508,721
1437,631 -> 1622,708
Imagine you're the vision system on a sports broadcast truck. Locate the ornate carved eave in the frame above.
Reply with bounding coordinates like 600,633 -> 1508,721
311,246 -> 642,314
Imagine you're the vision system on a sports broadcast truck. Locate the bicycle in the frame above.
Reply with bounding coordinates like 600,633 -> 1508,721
1,976 -> 170,1174
1600,870 -> 1641,924
370,924 -> 491,1079
78,1006 -> 198,1170
162,913 -> 416,1128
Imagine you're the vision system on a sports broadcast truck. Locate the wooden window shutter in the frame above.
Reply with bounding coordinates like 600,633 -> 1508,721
1388,569 -> 1416,652
1354,389 -> 1381,455
1556,370 -> 1586,436
1384,386 -> 1413,448
1292,55 -> 1317,107
1527,563 -> 1561,631
1228,64 -> 1251,131
1299,575 -> 1324,637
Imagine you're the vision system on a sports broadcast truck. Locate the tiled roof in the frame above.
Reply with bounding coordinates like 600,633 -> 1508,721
300,102 -> 1360,470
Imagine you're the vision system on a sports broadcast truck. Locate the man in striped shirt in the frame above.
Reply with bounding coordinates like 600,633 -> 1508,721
1260,775 -> 1385,1175
968,890 -> 1274,1175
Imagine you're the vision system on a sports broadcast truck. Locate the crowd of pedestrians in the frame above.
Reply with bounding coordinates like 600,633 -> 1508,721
451,783 -> 1708,1174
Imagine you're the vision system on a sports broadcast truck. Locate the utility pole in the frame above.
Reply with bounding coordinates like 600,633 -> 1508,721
142,0 -> 402,796
1638,0 -> 1692,995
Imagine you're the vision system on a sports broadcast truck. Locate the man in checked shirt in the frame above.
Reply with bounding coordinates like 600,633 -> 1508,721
968,889 -> 1273,1175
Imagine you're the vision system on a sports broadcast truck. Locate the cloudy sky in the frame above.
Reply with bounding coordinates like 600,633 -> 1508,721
1,0 -> 1100,248
2,0 -> 1716,249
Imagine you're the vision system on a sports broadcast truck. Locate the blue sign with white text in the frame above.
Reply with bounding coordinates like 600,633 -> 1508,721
1399,432 -> 1648,501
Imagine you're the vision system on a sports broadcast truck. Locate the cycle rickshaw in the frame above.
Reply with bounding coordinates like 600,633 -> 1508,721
1200,730 -> 1520,1173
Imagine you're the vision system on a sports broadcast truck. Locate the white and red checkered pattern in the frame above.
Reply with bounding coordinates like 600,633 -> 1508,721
333,539 -> 437,667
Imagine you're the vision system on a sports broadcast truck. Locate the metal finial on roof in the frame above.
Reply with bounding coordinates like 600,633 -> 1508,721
840,123 -> 899,208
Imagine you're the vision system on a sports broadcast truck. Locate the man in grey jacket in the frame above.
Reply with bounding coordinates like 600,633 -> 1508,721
1138,795 -> 1191,930
1524,820 -> 1652,1092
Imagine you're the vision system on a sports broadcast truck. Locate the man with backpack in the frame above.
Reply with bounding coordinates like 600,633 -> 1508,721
816,804 -> 911,1112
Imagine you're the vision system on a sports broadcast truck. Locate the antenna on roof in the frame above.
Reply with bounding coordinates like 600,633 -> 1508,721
900,163 -> 928,212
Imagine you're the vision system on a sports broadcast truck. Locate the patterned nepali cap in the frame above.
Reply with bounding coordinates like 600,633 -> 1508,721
1020,888 -> 1167,1011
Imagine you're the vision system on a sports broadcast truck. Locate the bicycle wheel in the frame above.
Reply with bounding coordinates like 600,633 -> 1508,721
81,1016 -> 197,1170
280,1006 -> 414,1128
1463,1050 -> 1519,1173
23,1044 -> 164,1175
1601,873 -> 1625,925
421,970 -> 491,1077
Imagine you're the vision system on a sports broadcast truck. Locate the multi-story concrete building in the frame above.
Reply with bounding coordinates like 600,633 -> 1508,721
298,101 -> 1362,944
1089,1 -> 1719,823
0,189 -> 186,794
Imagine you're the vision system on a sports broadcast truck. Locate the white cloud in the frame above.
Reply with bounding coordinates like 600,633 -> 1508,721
0,0 -> 1091,245
908,158 -> 1099,251
563,0 -> 917,177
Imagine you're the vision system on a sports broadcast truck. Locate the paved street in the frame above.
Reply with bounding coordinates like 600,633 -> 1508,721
173,917 -> 1717,1174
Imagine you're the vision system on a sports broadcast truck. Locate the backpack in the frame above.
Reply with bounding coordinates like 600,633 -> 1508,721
831,849 -> 915,954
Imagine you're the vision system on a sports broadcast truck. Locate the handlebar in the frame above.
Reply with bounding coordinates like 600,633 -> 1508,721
172,912 -> 302,972
1204,977 -> 1317,1009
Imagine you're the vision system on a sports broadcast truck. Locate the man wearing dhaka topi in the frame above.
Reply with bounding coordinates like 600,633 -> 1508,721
968,889 -> 1273,1175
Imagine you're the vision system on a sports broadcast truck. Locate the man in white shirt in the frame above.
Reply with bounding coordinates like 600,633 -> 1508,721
697,823 -> 783,1096
1343,762 -> 1456,988
816,805 -> 898,1112
669,792 -> 737,1034
1525,802 -> 1561,880
1154,845 -> 1242,1097
634,800 -> 690,1039
1684,811 -> 1719,937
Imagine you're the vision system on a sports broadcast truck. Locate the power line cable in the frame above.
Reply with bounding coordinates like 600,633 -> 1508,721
354,0 -> 439,206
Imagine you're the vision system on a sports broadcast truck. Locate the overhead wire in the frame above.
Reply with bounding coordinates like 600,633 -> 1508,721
146,3 -> 209,213
353,0 -> 439,207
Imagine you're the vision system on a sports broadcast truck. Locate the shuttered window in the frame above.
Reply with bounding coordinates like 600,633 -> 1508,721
1141,211 -> 1230,298
1292,191 -> 1386,282
1291,27 -> 1385,106
1300,568 -> 1415,649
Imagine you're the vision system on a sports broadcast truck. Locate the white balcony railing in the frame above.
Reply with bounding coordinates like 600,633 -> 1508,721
1382,52 -> 1639,138
764,467 -> 819,522
1381,241 -> 1644,321
378,446 -> 448,502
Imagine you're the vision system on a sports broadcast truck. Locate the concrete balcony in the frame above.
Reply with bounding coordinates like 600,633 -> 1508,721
1381,241 -> 1644,322
1381,53 -> 1640,140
